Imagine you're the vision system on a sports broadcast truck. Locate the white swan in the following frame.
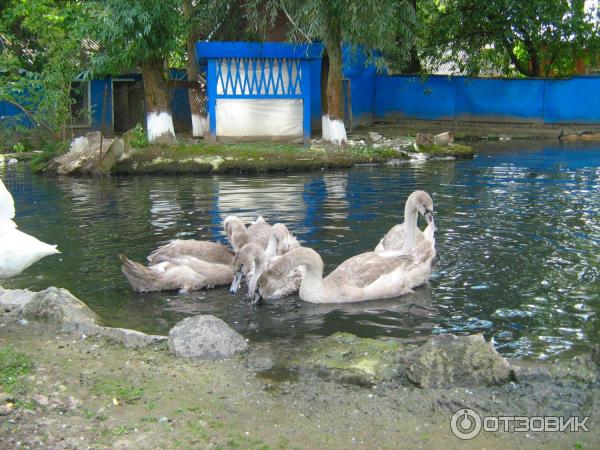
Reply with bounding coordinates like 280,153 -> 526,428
230,223 -> 303,300
375,190 -> 436,259
255,245 -> 435,304
0,178 -> 59,278
120,254 -> 233,293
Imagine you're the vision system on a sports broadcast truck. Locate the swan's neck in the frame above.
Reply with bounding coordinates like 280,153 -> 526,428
248,252 -> 266,295
295,249 -> 326,303
264,233 -> 277,262
402,203 -> 419,253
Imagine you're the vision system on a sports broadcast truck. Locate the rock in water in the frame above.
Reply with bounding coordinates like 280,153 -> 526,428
402,333 -> 512,388
291,332 -> 404,386
168,315 -> 248,360
22,287 -> 99,331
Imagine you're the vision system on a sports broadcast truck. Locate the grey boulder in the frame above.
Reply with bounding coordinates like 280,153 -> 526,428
168,315 -> 248,360
402,333 -> 512,388
22,287 -> 99,331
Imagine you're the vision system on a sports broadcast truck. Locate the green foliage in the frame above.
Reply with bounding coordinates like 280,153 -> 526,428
130,123 -> 149,148
419,0 -> 600,77
0,347 -> 34,394
85,0 -> 183,74
247,0 -> 413,68
30,140 -> 69,172
0,0 -> 86,138
12,142 -> 26,153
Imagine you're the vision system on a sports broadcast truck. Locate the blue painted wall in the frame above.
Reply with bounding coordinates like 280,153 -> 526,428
375,76 -> 455,120
89,78 -> 113,132
454,77 -> 545,123
342,46 -> 378,127
372,75 -> 600,125
543,77 -> 600,124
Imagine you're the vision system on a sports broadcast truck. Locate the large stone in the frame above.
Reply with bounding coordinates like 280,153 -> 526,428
22,287 -> 99,331
402,333 -> 512,388
415,133 -> 433,146
433,131 -> 454,146
0,288 -> 36,316
367,132 -> 383,143
99,327 -> 167,349
291,332 -> 405,386
168,315 -> 248,360
52,132 -> 125,175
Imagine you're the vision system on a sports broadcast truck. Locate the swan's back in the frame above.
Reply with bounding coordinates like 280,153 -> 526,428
147,240 -> 234,265
375,224 -> 427,252
0,178 -> 15,220
0,179 -> 59,278
247,217 -> 272,249
0,227 -> 59,278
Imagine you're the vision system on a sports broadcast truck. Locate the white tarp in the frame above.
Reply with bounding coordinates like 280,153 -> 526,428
216,99 -> 303,137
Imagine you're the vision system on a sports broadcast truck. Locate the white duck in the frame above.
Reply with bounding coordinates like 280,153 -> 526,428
375,190 -> 436,261
230,223 -> 303,300
255,245 -> 434,304
0,178 -> 59,278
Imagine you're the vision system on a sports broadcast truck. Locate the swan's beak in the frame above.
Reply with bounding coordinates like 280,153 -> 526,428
251,291 -> 263,305
230,270 -> 243,294
424,208 -> 434,224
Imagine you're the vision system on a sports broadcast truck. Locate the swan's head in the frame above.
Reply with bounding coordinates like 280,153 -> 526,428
224,216 -> 248,251
230,243 -> 264,294
408,190 -> 434,224
253,256 -> 295,303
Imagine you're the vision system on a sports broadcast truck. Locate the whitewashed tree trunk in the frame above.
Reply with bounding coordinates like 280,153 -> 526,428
141,59 -> 176,144
321,35 -> 347,146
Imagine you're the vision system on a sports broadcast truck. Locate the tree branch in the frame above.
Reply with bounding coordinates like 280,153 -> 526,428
0,98 -> 59,139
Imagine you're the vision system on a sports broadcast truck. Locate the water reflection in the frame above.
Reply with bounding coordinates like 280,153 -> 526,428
2,140 -> 599,359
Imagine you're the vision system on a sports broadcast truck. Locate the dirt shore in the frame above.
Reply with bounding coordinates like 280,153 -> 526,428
1,319 -> 597,450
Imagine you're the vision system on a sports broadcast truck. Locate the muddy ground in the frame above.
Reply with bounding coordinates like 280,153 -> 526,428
1,319 -> 597,450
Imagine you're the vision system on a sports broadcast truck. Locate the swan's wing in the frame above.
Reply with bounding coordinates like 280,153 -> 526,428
148,240 -> 234,265
327,252 -> 414,289
0,178 -> 16,221
163,256 -> 234,286
376,224 -> 406,252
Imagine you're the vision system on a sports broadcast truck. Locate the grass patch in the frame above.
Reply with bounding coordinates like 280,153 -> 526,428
0,346 -> 34,395
30,140 -> 68,172
415,142 -> 474,158
113,141 -> 404,175
91,377 -> 145,404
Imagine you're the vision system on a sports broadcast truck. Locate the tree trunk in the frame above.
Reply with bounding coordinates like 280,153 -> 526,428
402,0 -> 421,74
183,0 -> 207,137
322,31 -> 346,146
140,58 -> 176,144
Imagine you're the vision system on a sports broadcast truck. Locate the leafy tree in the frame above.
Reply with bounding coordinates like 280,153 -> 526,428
248,0 -> 414,146
0,0 -> 84,144
86,0 -> 184,143
420,0 -> 600,77
182,0 -> 255,137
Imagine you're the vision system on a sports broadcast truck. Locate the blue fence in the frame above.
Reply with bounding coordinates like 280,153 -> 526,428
374,75 -> 600,125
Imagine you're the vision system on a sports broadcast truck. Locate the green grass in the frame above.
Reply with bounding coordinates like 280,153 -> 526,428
0,347 -> 34,394
30,140 -> 68,172
114,140 -> 404,175
91,377 -> 145,404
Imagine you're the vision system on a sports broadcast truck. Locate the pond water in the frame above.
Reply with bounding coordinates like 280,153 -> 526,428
2,140 -> 599,359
